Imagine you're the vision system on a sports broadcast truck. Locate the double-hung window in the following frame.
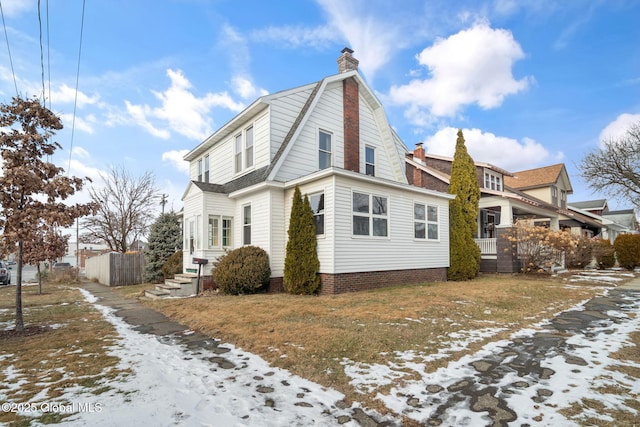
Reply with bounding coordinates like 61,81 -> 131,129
234,134 -> 243,173
243,205 -> 251,245
415,203 -> 439,240
310,193 -> 325,235
222,217 -> 233,247
365,146 -> 375,176
208,216 -> 219,248
197,159 -> 203,182
204,155 -> 210,183
484,170 -> 502,191
245,126 -> 254,168
319,130 -> 332,169
352,191 -> 388,237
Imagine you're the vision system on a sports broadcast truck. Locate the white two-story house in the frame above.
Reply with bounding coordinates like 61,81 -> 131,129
181,49 -> 453,294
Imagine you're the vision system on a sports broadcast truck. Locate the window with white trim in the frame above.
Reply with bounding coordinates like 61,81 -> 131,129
188,219 -> 195,254
208,216 -> 219,248
310,193 -> 325,235
352,191 -> 388,237
319,130 -> 332,169
222,217 -> 233,247
234,134 -> 242,173
204,155 -> 210,183
484,170 -> 502,191
245,126 -> 254,168
365,145 -> 375,176
414,203 -> 439,240
243,205 -> 251,245
197,159 -> 203,182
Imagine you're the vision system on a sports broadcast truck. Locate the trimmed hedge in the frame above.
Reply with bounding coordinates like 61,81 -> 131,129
613,234 -> 640,269
214,246 -> 270,295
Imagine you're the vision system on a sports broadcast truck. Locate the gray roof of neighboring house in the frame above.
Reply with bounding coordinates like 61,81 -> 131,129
191,166 -> 270,194
570,199 -> 608,210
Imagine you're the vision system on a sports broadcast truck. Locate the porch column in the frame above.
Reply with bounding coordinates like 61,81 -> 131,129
549,216 -> 560,230
496,201 -> 518,273
498,202 -> 513,226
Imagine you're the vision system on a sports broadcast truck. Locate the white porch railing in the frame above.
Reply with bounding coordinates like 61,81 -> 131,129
475,238 -> 497,257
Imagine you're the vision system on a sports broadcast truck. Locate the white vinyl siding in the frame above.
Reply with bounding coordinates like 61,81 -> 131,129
269,86 -> 315,160
332,176 -> 449,274
275,82 -> 344,181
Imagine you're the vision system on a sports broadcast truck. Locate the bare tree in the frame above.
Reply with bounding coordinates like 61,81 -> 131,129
0,96 -> 97,331
579,122 -> 640,209
82,166 -> 158,253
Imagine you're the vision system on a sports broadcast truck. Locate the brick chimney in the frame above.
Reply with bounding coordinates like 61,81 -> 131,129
414,142 -> 425,162
337,47 -> 359,73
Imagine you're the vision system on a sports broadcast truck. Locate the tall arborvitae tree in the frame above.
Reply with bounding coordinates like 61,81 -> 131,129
283,186 -> 321,294
448,129 -> 481,281
144,211 -> 182,283
0,96 -> 96,331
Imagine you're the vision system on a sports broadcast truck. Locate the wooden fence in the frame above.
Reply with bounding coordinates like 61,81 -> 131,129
85,252 -> 145,286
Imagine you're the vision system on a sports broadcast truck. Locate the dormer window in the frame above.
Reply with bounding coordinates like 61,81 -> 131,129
484,170 -> 502,191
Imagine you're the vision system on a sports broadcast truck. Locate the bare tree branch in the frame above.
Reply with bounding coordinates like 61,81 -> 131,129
82,165 -> 158,252
579,122 -> 640,209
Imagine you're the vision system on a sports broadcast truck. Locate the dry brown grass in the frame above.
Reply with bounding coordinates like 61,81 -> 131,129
140,273 -> 615,413
0,283 -> 129,426
559,329 -> 640,426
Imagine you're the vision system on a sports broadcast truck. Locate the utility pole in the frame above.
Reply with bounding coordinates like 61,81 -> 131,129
160,194 -> 168,214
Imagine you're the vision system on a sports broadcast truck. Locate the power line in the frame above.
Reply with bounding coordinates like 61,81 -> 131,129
38,0 -> 45,102
0,0 -> 19,96
46,0 -> 51,109
68,0 -> 86,174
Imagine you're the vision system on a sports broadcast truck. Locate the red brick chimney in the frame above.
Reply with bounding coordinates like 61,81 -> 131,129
414,142 -> 425,161
337,47 -> 359,74
340,48 -> 360,173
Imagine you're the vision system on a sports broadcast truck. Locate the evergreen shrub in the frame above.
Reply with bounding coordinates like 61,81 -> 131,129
214,246 -> 270,295
593,239 -> 615,269
161,250 -> 183,280
613,234 -> 640,269
283,186 -> 321,294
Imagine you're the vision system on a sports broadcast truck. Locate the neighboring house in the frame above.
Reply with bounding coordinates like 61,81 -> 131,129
181,49 -> 454,294
569,200 -> 639,241
407,148 -> 603,272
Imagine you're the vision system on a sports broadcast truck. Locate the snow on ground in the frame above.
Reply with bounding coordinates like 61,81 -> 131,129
17,289 -> 386,427
7,271 -> 638,426
341,279 -> 640,426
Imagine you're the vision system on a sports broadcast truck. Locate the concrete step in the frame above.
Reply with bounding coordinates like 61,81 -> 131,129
144,288 -> 171,299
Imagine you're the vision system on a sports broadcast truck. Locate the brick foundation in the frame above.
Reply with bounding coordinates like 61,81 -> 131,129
318,267 -> 447,295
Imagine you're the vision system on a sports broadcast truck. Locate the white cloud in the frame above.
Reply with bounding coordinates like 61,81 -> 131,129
599,113 -> 640,147
126,69 -> 245,141
59,113 -> 95,134
71,146 -> 90,159
0,0 -> 32,17
50,84 -> 100,108
389,23 -> 532,118
125,101 -> 171,139
162,149 -> 190,174
251,24 -> 337,50
231,76 -> 268,100
317,0 -> 413,79
422,127 -> 563,172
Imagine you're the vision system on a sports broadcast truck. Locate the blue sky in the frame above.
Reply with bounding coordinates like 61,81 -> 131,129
1,0 -> 639,212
